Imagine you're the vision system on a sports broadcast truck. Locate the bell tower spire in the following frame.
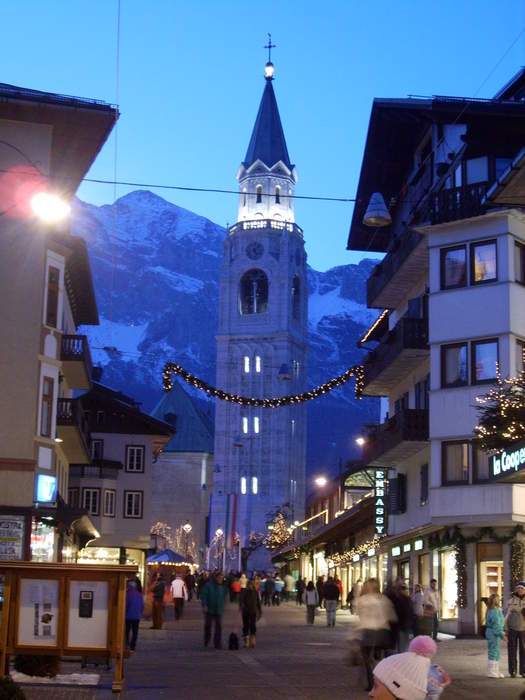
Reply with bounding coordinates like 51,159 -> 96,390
237,44 -> 297,224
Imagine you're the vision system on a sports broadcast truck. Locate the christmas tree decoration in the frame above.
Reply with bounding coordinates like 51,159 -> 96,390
475,361 -> 525,451
264,512 -> 291,550
162,362 -> 365,406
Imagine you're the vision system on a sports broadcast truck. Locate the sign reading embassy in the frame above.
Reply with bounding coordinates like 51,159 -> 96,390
374,469 -> 387,535
490,440 -> 525,479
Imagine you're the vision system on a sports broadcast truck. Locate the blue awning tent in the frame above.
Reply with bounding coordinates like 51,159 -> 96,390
147,548 -> 194,565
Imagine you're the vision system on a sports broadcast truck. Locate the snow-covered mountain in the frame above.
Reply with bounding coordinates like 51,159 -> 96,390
72,190 -> 379,473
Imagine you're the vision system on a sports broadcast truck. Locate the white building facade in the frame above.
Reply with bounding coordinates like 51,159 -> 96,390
348,69 -> 525,635
211,63 -> 308,571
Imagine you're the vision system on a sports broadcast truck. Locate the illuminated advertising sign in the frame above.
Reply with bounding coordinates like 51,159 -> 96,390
35,475 -> 57,504
374,469 -> 387,536
490,440 -> 525,480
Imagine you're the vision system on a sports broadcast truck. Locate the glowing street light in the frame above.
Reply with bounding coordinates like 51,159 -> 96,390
314,476 -> 328,487
30,192 -> 70,223
355,436 -> 366,446
215,528 -> 223,537
182,522 -> 192,534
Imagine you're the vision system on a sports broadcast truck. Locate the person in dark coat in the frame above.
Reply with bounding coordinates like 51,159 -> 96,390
151,575 -> 165,629
264,575 -> 275,606
239,580 -> 262,648
185,570 -> 195,601
296,577 -> 305,606
395,583 -> 415,651
200,571 -> 227,649
125,580 -> 144,650
323,576 -> 340,627
316,576 -> 325,609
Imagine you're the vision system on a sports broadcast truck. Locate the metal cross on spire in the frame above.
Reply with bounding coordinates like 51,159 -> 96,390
264,33 -> 276,63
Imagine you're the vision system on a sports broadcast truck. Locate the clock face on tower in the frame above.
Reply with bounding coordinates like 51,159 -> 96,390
246,241 -> 264,260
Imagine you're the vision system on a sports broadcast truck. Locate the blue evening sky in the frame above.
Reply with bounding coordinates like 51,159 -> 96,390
2,1 -> 524,270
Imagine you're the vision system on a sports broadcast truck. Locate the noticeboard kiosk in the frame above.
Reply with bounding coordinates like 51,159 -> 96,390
0,561 -> 137,692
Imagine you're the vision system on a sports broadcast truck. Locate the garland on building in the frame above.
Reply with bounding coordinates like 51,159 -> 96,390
429,525 -> 525,607
475,365 -> 525,451
162,362 -> 364,406
328,537 -> 381,568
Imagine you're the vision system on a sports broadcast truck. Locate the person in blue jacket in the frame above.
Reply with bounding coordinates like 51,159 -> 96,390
125,579 -> 144,651
485,592 -> 506,678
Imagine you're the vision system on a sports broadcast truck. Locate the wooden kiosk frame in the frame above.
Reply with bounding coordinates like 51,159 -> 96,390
0,561 -> 137,692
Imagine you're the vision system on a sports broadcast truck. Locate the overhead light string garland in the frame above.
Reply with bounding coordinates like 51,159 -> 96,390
162,362 -> 365,407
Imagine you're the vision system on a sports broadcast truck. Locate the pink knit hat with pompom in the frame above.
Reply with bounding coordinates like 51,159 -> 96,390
408,635 -> 437,657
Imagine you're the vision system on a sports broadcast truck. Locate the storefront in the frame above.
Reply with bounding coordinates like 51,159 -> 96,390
77,546 -> 146,585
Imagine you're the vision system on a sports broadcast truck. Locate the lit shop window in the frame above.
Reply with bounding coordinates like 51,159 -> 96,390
252,477 -> 258,495
242,417 -> 249,434
244,356 -> 250,373
241,476 -> 247,495
31,518 -> 55,562
253,416 -> 260,434
255,356 -> 261,373
441,549 -> 458,620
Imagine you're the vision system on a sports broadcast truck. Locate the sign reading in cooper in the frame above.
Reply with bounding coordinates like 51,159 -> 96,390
374,469 -> 387,535
491,440 -> 525,480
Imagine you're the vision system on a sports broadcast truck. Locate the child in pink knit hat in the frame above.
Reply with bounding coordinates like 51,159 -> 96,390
409,636 -> 451,698
369,636 -> 450,699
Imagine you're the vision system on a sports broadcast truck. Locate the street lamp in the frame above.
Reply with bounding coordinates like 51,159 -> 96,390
30,192 -> 70,222
314,476 -> 328,487
355,436 -> 366,447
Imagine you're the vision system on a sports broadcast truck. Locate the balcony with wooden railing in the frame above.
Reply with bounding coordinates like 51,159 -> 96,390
429,182 -> 489,225
69,460 -> 122,480
363,408 -> 429,467
363,317 -> 429,396
56,398 -> 90,463
60,334 -> 93,390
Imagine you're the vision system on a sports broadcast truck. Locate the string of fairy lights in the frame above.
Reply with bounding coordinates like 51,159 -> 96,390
162,361 -> 365,407
475,362 -> 525,450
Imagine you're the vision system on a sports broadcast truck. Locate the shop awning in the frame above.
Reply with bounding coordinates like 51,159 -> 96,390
147,548 -> 194,565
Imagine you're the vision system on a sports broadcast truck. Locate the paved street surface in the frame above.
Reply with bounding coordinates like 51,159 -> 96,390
16,598 -> 525,699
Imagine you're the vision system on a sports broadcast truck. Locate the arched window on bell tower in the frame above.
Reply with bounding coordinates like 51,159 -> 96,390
292,275 -> 300,320
239,269 -> 269,315
275,186 -> 280,204
256,185 -> 262,204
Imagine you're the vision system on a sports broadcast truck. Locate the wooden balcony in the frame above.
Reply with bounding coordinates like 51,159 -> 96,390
366,230 -> 427,309
430,182 -> 489,225
60,334 -> 92,390
363,409 -> 429,467
56,398 -> 90,463
363,318 -> 429,396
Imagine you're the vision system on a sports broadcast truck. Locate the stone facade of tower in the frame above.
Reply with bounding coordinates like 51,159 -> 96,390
210,66 -> 307,572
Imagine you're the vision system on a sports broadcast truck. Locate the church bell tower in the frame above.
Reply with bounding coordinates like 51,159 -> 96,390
211,57 -> 307,571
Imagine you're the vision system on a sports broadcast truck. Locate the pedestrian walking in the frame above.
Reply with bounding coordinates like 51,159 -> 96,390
185,570 -> 195,601
151,574 -> 166,629
505,581 -> 525,677
485,593 -> 505,678
356,578 -> 397,693
303,581 -> 319,624
350,578 -> 362,614
422,578 -> 440,641
200,570 -> 227,649
264,575 -> 274,606
239,580 -> 262,648
125,580 -> 144,651
316,575 -> 325,609
324,576 -> 340,627
284,572 -> 295,601
396,583 -> 415,652
296,576 -> 305,606
240,572 -> 247,590
171,572 -> 188,620
273,574 -> 283,605
411,583 -> 424,635
369,635 -> 451,699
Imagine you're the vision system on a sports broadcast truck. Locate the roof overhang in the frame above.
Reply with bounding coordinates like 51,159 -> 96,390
0,82 -> 117,196
485,145 -> 525,208
347,97 -> 525,253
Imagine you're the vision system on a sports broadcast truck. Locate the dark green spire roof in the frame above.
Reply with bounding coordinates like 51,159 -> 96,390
243,77 -> 292,170
151,379 -> 214,454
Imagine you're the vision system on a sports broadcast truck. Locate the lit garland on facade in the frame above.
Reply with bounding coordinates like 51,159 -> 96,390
358,309 -> 388,345
162,362 -> 365,406
328,536 -> 381,567
264,512 -> 291,550
475,364 -> 525,451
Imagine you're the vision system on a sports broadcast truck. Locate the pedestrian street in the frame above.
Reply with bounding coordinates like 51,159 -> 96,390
17,598 -> 525,699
